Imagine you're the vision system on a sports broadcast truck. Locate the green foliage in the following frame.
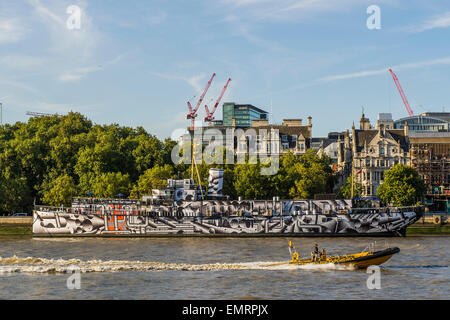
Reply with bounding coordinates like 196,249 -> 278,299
286,149 -> 334,199
232,150 -> 335,200
376,164 -> 425,206
0,169 -> 32,214
41,174 -> 77,207
92,172 -> 131,198
234,161 -> 271,199
337,176 -> 363,199
131,164 -> 176,199
0,113 -> 174,212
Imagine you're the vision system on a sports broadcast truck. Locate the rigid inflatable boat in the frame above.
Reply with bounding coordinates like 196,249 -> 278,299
288,241 -> 400,268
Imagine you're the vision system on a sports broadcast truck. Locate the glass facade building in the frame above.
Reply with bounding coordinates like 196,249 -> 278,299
222,103 -> 268,127
394,113 -> 450,132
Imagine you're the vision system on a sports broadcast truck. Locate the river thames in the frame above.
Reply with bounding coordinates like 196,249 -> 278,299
0,236 -> 448,299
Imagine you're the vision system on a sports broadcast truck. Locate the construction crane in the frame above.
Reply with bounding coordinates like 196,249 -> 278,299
186,73 -> 216,130
26,111 -> 61,117
204,78 -> 231,124
388,68 -> 414,117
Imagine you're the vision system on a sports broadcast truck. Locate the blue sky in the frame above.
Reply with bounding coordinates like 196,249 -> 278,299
1,0 -> 449,139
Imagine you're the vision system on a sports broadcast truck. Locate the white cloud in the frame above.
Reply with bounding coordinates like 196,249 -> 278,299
151,72 -> 207,94
318,56 -> 450,82
0,78 -> 44,97
0,18 -> 29,43
28,0 -> 64,25
59,65 -> 102,82
59,54 -> 125,82
28,0 -> 102,59
415,11 -> 450,32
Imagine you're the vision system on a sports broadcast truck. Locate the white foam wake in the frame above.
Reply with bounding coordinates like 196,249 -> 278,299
0,256 -> 355,274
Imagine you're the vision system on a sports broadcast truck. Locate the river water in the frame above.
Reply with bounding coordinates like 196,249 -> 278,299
0,236 -> 448,299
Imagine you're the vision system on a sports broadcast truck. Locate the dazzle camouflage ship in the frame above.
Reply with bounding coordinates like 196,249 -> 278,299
33,168 -> 423,237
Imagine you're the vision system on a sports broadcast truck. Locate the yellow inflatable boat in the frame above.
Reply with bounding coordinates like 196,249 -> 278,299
288,241 -> 400,269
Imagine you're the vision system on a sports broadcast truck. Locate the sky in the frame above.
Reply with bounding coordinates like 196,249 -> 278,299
1,0 -> 450,139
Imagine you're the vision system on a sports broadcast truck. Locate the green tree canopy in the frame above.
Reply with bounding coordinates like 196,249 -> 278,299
376,164 -> 425,206
131,164 -> 176,199
337,175 -> 363,199
41,174 -> 78,207
92,172 -> 132,198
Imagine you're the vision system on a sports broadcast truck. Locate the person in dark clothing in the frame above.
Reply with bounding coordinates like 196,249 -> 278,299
313,243 -> 319,261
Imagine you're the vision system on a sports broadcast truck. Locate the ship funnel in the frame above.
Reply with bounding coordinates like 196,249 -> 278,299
208,168 -> 223,197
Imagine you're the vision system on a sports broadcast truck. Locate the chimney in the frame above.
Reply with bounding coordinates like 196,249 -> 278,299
232,118 -> 236,127
307,116 -> 312,126
404,121 -> 409,136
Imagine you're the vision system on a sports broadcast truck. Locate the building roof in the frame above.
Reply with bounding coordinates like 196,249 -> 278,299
222,102 -> 268,114
409,131 -> 450,138
353,128 -> 408,152
253,125 -> 311,138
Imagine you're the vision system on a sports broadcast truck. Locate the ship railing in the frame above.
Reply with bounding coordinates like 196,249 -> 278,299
34,205 -> 71,213
351,205 -> 424,215
34,204 -> 157,217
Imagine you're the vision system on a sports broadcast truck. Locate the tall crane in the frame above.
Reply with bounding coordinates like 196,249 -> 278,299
26,111 -> 61,117
388,68 -> 414,117
204,78 -> 231,124
186,73 -> 216,130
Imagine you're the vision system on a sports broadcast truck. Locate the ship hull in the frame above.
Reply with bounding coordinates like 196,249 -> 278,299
32,200 -> 423,237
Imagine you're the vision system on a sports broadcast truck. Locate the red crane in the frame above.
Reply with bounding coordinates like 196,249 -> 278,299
388,68 -> 414,117
186,73 -> 216,130
204,78 -> 231,124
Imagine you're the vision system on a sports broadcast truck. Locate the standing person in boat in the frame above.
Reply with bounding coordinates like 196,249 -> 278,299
313,243 -> 319,262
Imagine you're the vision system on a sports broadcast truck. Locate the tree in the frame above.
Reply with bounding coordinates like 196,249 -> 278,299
376,164 -> 425,206
337,175 -> 363,199
233,161 -> 271,199
92,172 -> 131,198
288,149 -> 335,199
131,165 -> 176,199
0,168 -> 32,214
41,174 -> 78,207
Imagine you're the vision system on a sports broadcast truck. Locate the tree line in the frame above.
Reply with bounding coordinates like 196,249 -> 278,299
0,112 -> 338,213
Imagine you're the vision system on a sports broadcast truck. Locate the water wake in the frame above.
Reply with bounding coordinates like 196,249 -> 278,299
0,256 -> 355,274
